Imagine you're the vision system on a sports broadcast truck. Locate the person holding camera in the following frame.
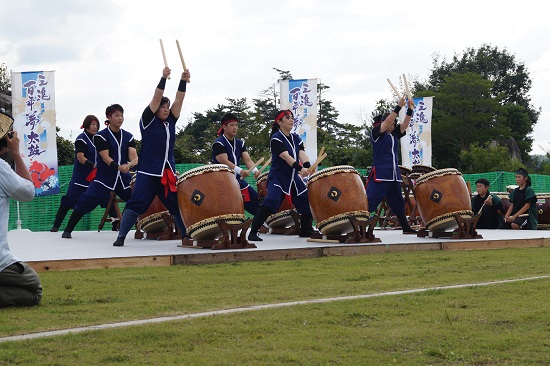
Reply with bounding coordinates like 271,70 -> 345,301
0,112 -> 42,307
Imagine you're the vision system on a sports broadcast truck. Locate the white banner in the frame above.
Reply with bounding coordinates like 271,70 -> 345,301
279,79 -> 318,161
11,71 -> 59,196
400,96 -> 433,168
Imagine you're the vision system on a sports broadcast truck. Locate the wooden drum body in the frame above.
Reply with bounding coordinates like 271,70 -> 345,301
177,165 -> 246,240
413,168 -> 473,232
256,172 -> 297,228
307,166 -> 369,235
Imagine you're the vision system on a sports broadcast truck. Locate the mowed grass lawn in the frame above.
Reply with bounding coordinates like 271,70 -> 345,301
1,246 -> 550,365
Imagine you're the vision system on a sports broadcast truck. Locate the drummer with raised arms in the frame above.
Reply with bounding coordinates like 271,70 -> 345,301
366,95 -> 417,234
212,113 -> 261,216
248,110 -> 315,241
113,66 -> 191,247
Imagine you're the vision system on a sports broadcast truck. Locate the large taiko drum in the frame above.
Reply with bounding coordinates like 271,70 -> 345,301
413,168 -> 473,232
256,172 -> 297,228
307,165 -> 370,235
130,174 -> 170,233
177,164 -> 246,240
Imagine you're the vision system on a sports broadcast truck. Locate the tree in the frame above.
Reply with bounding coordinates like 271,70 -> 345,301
460,143 -> 522,174
56,127 -> 75,166
0,63 -> 10,92
416,72 -> 509,169
423,44 -> 540,162
0,63 -> 12,113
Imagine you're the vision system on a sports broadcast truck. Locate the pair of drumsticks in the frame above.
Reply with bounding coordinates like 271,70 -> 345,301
159,39 -> 190,83
244,146 -> 327,179
387,74 -> 413,100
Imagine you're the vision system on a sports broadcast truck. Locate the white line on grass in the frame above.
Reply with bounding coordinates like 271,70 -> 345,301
2,275 -> 549,343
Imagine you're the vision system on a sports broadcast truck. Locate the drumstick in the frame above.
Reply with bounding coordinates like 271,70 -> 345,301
128,158 -> 139,169
176,40 -> 190,83
257,157 -> 272,175
308,152 -> 327,174
476,195 -> 493,217
244,157 -> 265,177
159,39 -> 170,79
318,146 -> 325,159
387,78 -> 402,99
402,73 -> 413,100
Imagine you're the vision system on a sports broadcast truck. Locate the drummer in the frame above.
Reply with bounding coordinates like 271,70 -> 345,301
499,168 -> 538,230
50,115 -> 119,232
471,178 -> 504,229
61,104 -> 137,239
366,95 -> 417,234
113,67 -> 191,247
248,110 -> 315,241
212,113 -> 260,216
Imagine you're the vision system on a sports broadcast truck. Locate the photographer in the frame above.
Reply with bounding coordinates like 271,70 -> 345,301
0,111 -> 42,307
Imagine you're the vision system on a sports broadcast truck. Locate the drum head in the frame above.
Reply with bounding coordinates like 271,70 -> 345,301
137,211 -> 170,233
177,164 -> 232,185
425,210 -> 474,232
414,168 -> 461,187
308,165 -> 358,186
256,172 -> 269,184
187,214 -> 247,240
317,211 -> 370,235
266,209 -> 297,228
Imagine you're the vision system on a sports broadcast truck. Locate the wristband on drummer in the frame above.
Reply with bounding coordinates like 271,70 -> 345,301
406,107 -> 413,116
302,161 -> 311,169
157,77 -> 167,90
178,79 -> 187,92
252,167 -> 258,174
109,161 -> 119,171
292,161 -> 303,171
234,166 -> 243,176
84,159 -> 94,169
393,105 -> 402,114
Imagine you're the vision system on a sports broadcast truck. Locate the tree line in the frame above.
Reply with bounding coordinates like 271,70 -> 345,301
2,44 -> 548,174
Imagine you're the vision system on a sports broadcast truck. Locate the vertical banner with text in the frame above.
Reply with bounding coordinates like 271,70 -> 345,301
400,96 -> 433,168
279,79 -> 318,161
11,71 -> 59,196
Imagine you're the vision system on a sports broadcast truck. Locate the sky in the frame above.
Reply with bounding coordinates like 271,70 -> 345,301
1,0 -> 549,155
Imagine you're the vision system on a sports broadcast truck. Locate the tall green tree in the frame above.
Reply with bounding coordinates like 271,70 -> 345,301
421,72 -> 506,169
422,44 -> 540,162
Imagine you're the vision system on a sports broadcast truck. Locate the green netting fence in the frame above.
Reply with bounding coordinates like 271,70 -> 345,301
8,166 -> 549,232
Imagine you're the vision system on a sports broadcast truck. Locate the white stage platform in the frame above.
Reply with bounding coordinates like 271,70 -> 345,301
7,228 -> 550,272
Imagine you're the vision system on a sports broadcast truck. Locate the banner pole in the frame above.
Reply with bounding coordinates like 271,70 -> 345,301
16,201 -> 22,230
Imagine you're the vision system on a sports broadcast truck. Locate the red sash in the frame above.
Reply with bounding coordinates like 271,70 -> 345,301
86,168 -> 97,182
161,168 -> 177,197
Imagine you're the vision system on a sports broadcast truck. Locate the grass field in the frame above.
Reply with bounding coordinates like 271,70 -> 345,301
1,247 -> 549,365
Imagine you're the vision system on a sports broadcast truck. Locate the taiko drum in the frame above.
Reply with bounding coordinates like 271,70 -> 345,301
307,165 -> 370,235
177,164 -> 246,240
256,171 -> 297,228
130,174 -> 170,233
413,168 -> 473,232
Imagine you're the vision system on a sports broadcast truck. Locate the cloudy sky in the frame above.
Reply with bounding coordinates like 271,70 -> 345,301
1,0 -> 549,155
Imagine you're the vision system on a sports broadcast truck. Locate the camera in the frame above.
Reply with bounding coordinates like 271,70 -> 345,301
0,131 -> 13,149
